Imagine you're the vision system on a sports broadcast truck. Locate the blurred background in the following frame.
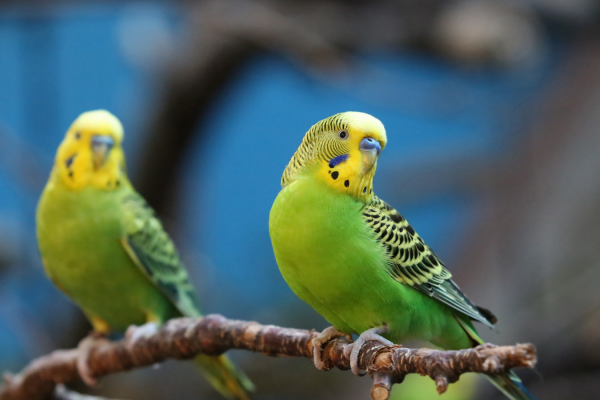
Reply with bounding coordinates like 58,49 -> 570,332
1,0 -> 599,399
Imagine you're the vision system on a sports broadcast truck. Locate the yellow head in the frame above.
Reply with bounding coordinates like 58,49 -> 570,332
54,110 -> 126,191
282,112 -> 387,202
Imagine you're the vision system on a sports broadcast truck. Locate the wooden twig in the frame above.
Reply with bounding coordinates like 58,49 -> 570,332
0,314 -> 537,400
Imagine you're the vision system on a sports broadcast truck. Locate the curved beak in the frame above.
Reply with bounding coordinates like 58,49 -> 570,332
360,137 -> 382,173
91,135 -> 114,169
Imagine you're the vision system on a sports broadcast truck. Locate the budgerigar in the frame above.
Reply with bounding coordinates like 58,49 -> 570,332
269,112 -> 535,399
37,110 -> 254,399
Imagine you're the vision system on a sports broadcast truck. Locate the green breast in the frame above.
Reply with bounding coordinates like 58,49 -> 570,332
37,180 -> 178,332
269,175 -> 472,348
270,175 -> 396,333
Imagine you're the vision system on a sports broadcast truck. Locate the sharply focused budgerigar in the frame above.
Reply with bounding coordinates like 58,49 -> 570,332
269,112 -> 536,399
37,110 -> 254,399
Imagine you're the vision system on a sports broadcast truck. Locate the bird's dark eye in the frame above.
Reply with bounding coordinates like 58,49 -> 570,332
75,132 -> 81,140
338,130 -> 349,140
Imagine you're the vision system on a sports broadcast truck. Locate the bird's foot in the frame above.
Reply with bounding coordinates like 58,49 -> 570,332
312,326 -> 352,370
76,331 -> 109,386
125,322 -> 160,350
349,326 -> 393,376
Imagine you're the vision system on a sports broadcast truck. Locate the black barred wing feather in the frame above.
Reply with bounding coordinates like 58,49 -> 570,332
363,197 -> 494,328
121,193 -> 201,318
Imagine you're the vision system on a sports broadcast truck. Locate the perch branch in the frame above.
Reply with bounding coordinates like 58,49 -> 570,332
0,315 -> 537,400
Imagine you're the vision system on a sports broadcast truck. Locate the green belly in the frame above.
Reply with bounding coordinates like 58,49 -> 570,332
37,184 -> 179,332
269,176 -> 472,349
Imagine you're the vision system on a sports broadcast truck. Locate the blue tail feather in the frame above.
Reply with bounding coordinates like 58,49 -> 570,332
486,371 -> 537,400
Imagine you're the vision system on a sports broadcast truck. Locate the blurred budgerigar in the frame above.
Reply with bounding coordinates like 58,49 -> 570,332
37,110 -> 254,399
269,112 -> 536,399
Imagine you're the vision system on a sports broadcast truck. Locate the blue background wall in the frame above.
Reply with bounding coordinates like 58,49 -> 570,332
0,2 -> 564,399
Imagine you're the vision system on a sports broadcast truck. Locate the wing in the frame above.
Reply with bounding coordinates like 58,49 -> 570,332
362,196 -> 495,328
121,193 -> 200,318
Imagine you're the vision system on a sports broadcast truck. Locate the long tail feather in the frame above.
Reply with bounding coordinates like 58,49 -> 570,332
194,354 -> 255,400
455,316 -> 536,400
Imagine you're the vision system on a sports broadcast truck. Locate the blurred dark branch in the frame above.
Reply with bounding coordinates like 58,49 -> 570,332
0,314 -> 537,400
135,0 -> 348,214
135,0 -> 548,217
133,0 -> 463,216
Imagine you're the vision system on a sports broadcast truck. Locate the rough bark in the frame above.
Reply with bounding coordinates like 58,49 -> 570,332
1,315 -> 537,400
